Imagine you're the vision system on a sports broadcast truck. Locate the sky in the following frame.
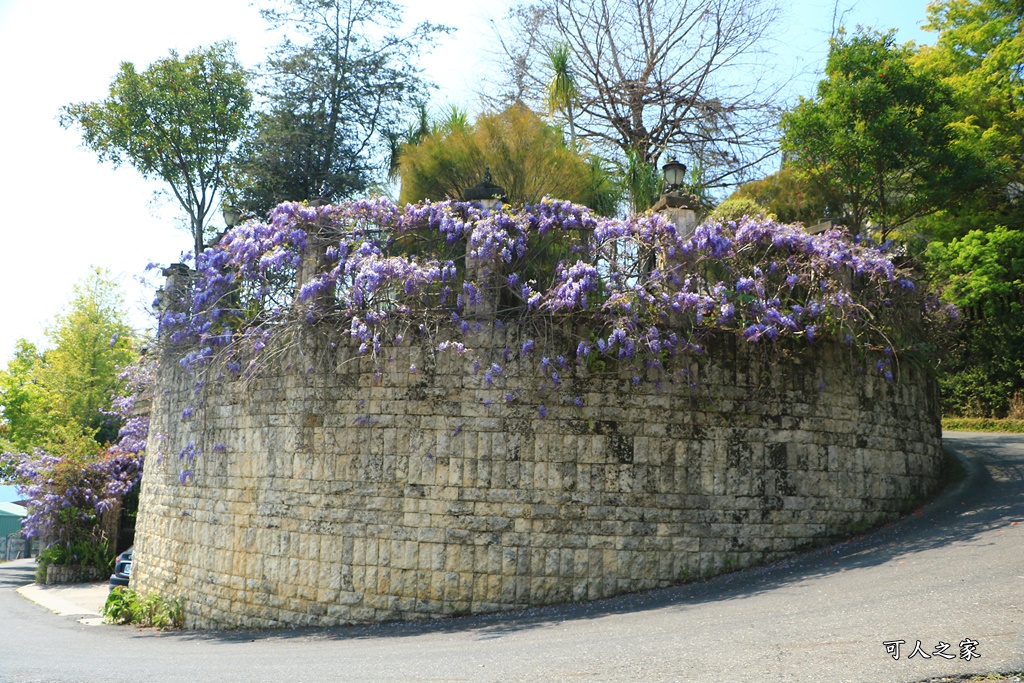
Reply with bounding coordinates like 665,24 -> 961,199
0,0 -> 936,373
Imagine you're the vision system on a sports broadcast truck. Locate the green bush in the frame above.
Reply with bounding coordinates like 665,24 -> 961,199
709,196 -> 770,222
928,226 -> 1024,417
941,417 -> 1024,433
102,587 -> 184,629
35,535 -> 114,583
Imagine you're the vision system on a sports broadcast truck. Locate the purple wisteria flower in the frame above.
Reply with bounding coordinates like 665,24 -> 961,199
151,195 -> 942,427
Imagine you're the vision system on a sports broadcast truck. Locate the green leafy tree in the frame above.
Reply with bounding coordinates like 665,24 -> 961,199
61,43 -> 251,256
781,29 -> 967,239
728,166 -> 841,226
386,103 -> 432,184
230,0 -> 450,217
619,149 -> 662,215
914,0 -> 1024,236
928,226 -> 1024,416
40,270 -> 137,444
0,340 -> 100,466
0,341 -> 51,469
398,104 -> 620,212
0,270 -> 137,466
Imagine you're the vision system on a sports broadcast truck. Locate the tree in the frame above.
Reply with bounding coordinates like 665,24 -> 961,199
41,270 -> 137,444
0,341 -> 50,467
781,29 -> 967,239
398,104 -> 620,212
229,0 -> 450,217
914,0 -> 1024,235
0,269 -> 136,461
61,43 -> 251,256
546,42 -> 579,150
386,103 -> 432,184
728,166 -> 840,226
493,0 -> 783,189
0,337 -> 103,467
928,225 -> 1024,416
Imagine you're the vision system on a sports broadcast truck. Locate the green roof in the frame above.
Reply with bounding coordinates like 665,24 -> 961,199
0,502 -> 27,517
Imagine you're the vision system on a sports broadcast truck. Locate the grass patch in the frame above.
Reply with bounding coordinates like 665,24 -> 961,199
942,417 -> 1024,433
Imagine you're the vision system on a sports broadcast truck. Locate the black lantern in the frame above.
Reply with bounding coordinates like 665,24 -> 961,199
662,158 -> 687,192
651,156 -> 698,233
462,168 -> 508,210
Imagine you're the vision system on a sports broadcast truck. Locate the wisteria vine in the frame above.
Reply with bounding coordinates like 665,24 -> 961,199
0,359 -> 151,545
159,197 -> 952,388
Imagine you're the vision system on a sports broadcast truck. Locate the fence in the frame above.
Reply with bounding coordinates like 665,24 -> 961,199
1,533 -> 35,561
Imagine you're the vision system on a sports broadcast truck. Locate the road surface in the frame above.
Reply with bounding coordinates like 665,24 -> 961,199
1,431 -> 1021,682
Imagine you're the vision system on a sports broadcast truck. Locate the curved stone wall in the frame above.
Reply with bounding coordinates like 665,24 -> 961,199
132,329 -> 941,628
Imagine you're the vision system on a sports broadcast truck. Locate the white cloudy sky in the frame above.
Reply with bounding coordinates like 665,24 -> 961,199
0,0 -> 934,368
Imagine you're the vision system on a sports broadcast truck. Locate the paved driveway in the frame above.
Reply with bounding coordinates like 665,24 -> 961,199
1,431 -> 1021,682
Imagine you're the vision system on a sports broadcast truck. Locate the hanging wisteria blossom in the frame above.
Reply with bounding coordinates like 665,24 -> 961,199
155,197 -> 953,389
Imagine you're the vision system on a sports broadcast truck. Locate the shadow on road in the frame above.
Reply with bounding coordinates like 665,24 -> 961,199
113,432 -> 1024,646
0,559 -> 36,590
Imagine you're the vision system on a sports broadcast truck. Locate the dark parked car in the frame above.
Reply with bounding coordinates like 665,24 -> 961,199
109,546 -> 133,588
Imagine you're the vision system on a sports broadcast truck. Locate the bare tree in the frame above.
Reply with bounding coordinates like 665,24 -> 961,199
492,0 -> 784,191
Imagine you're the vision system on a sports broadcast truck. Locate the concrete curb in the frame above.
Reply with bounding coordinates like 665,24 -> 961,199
16,579 -> 109,625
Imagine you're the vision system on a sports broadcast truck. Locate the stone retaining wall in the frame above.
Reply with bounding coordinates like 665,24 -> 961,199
132,329 -> 942,628
45,564 -> 107,585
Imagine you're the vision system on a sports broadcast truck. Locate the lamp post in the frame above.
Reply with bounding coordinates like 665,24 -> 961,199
204,205 -> 242,251
662,158 -> 687,193
222,205 -> 240,229
461,168 -> 508,211
651,157 -> 699,239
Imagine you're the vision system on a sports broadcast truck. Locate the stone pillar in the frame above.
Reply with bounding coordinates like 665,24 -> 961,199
651,194 -> 701,273
461,170 -> 508,319
159,264 -> 193,314
157,263 -> 194,342
652,194 -> 700,241
294,221 -> 335,313
662,206 -> 697,239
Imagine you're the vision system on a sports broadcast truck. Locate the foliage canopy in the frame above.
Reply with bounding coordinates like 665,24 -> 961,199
0,270 -> 136,459
928,226 -> 1024,416
915,0 -> 1024,235
397,104 -> 620,213
61,43 -> 251,256
229,0 -> 450,217
728,166 -> 838,227
781,29 -> 967,239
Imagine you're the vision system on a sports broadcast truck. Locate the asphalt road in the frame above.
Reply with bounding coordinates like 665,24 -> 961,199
1,431 -> 1021,683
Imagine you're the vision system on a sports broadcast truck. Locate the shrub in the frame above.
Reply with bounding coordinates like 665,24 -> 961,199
708,197 -> 770,222
34,534 -> 114,583
103,587 -> 184,629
